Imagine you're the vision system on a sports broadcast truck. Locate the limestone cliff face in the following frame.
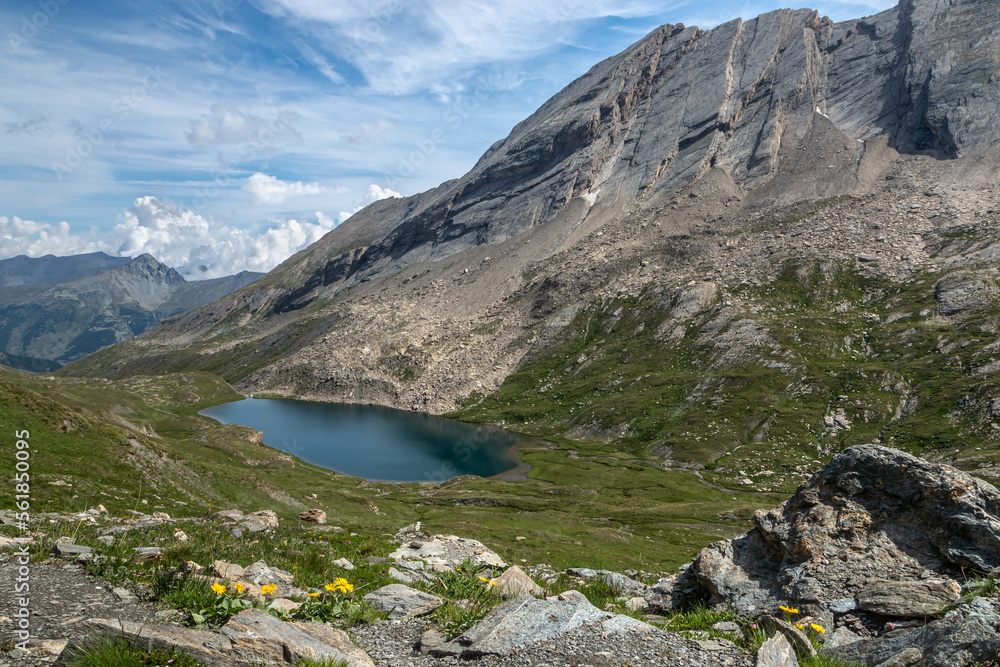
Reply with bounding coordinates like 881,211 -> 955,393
265,0 -> 998,312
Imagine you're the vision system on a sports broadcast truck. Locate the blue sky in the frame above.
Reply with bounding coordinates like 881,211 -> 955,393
0,0 -> 895,278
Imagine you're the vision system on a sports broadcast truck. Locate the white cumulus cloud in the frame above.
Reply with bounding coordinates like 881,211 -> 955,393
0,216 -> 104,257
2,184 -> 401,279
110,196 -> 338,278
338,183 -> 401,223
243,172 -> 331,205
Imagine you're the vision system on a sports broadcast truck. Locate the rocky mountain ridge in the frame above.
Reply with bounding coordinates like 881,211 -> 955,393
63,0 -> 1000,475
0,254 -> 262,368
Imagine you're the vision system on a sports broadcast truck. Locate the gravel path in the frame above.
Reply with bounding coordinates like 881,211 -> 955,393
0,557 -> 159,665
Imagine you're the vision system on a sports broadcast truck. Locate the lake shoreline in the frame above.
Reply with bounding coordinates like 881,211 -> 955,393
490,438 -> 556,482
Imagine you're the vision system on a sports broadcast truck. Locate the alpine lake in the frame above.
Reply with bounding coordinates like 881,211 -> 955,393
199,397 -> 529,482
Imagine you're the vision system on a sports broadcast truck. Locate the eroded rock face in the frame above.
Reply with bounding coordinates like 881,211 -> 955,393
693,445 -> 1000,616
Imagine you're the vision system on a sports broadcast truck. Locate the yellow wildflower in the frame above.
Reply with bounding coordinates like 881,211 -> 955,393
810,623 -> 827,634
778,605 -> 799,615
328,577 -> 353,593
211,583 -> 226,595
478,576 -> 490,583
233,583 -> 245,593
260,584 -> 277,595
308,592 -> 321,598
796,623 -> 805,630
489,580 -> 498,586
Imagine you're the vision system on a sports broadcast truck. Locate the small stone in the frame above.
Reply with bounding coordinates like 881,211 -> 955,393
53,543 -> 93,558
299,509 -> 327,524
756,632 -> 799,667
240,510 -> 279,533
626,597 -> 648,612
388,566 -> 417,584
492,565 -> 544,597
213,560 -> 246,580
133,547 -> 163,561
824,626 -> 861,649
267,598 -> 302,614
113,587 -> 137,602
332,557 -> 355,571
712,621 -> 740,633
96,535 -> 114,546
215,509 -> 244,521
231,527 -> 243,538
363,584 -> 443,620
828,597 -> 857,614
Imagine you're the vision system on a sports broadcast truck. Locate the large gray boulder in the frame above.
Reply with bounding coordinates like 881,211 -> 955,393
692,445 -> 1000,616
429,591 -> 654,657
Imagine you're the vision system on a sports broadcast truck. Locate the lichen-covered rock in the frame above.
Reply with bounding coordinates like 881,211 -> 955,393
693,445 -> 1000,616
389,532 -> 505,569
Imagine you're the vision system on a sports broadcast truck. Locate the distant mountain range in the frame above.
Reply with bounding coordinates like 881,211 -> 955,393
0,252 -> 133,286
0,253 -> 262,369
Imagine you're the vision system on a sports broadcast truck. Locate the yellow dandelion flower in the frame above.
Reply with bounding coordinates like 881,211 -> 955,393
810,623 -> 827,634
778,605 -> 799,615
260,584 -> 277,595
233,583 -> 245,593
211,583 -> 226,595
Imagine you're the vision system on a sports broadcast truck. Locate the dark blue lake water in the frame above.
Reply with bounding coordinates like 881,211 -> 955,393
198,398 -> 523,482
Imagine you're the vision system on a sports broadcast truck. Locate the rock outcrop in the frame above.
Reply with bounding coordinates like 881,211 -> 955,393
694,445 -> 1000,619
